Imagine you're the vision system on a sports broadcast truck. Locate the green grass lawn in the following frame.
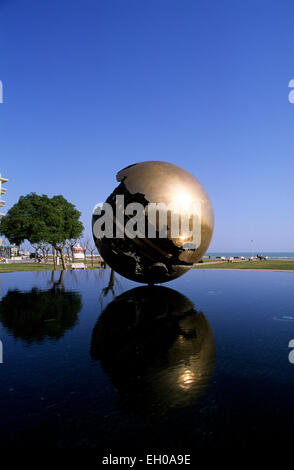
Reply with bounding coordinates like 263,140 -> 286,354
194,260 -> 294,270
198,258 -> 224,263
0,263 -> 60,272
0,262 -> 102,273
1,259 -> 294,273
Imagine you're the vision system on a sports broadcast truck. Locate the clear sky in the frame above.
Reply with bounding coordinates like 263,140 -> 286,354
1,0 -> 294,251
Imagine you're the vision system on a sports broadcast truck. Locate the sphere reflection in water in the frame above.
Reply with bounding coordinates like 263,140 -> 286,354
91,286 -> 215,414
92,161 -> 214,284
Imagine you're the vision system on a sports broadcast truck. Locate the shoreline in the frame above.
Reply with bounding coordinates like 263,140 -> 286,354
195,268 -> 294,273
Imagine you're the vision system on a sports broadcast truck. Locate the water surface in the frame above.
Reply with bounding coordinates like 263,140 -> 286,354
0,269 -> 294,450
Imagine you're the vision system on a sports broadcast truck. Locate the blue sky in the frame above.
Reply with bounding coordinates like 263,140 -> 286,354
0,0 -> 294,251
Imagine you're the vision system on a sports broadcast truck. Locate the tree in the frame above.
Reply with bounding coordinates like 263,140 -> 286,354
0,193 -> 84,270
45,195 -> 84,270
31,243 -> 41,262
66,237 -> 81,263
34,241 -> 51,263
83,236 -> 97,267
0,193 -> 41,246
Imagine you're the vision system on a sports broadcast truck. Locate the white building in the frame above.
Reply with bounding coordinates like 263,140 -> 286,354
0,174 -> 8,247
73,243 -> 85,259
0,173 -> 8,219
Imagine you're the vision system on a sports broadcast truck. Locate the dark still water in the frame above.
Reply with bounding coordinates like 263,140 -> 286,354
1,269 -> 294,451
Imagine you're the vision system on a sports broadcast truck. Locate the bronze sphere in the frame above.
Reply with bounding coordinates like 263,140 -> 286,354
92,161 -> 214,283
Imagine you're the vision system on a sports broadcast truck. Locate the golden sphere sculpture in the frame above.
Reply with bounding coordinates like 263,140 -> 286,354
92,161 -> 214,284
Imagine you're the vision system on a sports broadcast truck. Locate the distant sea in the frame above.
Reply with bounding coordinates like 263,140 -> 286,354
205,252 -> 294,259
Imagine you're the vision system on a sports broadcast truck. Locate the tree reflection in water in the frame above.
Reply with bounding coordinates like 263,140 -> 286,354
0,271 -> 82,343
91,286 -> 215,415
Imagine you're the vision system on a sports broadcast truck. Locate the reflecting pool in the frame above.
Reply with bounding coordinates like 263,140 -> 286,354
1,268 -> 294,450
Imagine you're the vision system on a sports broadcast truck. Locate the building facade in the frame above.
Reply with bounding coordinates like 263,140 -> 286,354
0,174 -> 8,248
0,173 -> 8,219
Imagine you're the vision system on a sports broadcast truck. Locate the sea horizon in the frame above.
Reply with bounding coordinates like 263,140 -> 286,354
205,252 -> 294,259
